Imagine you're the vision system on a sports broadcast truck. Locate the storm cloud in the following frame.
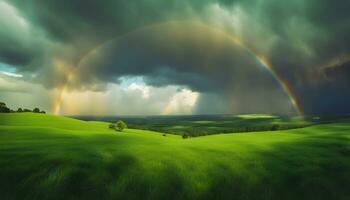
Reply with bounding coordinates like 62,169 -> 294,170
0,0 -> 349,115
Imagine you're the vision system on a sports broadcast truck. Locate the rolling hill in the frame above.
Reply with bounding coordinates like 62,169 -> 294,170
0,113 -> 350,199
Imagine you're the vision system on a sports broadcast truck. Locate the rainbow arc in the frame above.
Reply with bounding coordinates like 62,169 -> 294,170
52,21 -> 303,116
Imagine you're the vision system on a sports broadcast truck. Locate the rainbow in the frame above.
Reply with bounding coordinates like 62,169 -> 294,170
255,54 -> 304,116
51,21 -> 304,116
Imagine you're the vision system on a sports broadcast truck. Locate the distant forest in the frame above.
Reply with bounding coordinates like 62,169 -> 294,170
0,102 -> 45,114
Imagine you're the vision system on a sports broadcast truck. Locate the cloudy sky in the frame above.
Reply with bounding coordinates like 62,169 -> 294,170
0,0 -> 349,116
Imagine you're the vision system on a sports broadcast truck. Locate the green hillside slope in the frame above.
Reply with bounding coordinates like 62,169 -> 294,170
0,113 -> 349,200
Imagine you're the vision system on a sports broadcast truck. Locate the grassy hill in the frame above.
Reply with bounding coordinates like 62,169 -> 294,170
0,113 -> 350,199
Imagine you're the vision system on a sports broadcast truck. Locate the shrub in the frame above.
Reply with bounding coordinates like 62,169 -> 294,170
182,133 -> 189,139
271,124 -> 280,131
109,123 -> 116,129
33,108 -> 40,113
17,108 -> 23,112
115,120 -> 127,131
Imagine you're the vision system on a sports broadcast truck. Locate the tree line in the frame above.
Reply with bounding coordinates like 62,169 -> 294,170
128,123 -> 309,139
0,102 -> 46,114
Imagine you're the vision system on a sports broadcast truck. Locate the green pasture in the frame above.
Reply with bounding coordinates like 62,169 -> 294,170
0,113 -> 349,199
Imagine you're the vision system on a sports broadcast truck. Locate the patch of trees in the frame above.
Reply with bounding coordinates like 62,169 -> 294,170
0,102 -> 10,113
0,102 -> 46,114
109,120 -> 127,132
128,123 -> 309,139
180,124 -> 309,138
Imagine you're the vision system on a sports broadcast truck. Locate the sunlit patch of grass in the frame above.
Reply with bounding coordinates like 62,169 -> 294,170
236,114 -> 277,119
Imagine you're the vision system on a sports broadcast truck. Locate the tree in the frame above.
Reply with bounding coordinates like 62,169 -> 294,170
0,102 -> 10,113
33,108 -> 40,113
17,108 -> 23,112
115,120 -> 127,131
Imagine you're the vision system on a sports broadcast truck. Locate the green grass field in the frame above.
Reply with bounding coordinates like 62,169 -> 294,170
1,113 -> 350,200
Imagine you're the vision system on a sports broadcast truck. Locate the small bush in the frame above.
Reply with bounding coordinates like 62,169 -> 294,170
271,124 -> 279,131
162,134 -> 166,137
109,123 -> 116,129
182,133 -> 189,139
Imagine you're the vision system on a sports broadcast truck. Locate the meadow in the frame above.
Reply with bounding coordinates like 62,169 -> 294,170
0,113 -> 350,199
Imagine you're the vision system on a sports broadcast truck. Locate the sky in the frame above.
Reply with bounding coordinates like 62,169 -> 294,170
0,0 -> 349,116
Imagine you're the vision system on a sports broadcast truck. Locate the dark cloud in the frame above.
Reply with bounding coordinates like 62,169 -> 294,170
8,0 -> 212,43
1,0 -> 350,115
297,58 -> 350,115
75,22 -> 295,114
